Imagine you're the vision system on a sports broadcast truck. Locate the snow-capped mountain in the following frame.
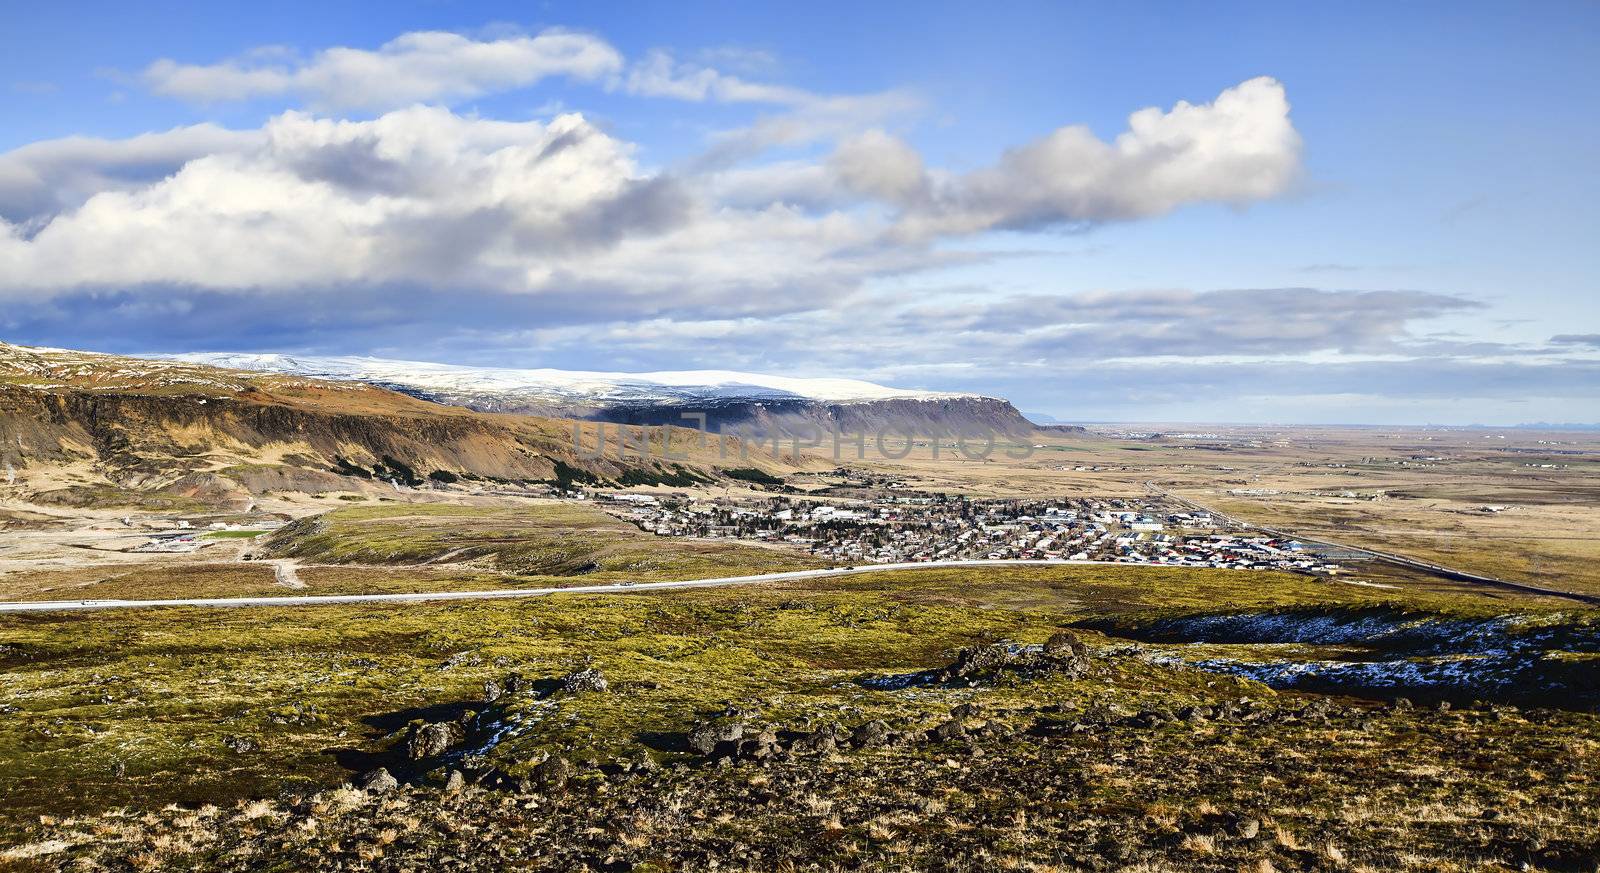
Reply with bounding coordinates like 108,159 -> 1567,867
175,353 -> 973,404
173,353 -> 1037,436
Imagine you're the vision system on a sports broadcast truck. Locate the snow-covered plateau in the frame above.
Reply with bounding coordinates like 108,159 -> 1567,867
171,352 -> 1036,435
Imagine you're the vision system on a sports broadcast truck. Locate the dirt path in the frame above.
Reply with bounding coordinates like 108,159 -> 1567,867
270,559 -> 305,589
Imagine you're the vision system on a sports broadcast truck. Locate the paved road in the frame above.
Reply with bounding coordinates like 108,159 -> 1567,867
0,558 -> 1186,614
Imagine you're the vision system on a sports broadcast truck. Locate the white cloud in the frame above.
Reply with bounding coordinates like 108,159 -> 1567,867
0,105 -> 925,312
139,31 -> 821,113
143,29 -> 625,111
0,78 -> 1305,336
619,49 -> 811,104
831,76 -> 1302,238
2,107 -> 644,291
829,130 -> 927,203
0,124 -> 260,223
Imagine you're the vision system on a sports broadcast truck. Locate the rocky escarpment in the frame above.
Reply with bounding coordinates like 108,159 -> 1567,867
0,381 -> 729,508
0,385 -> 550,476
175,352 -> 1044,438
468,393 -> 1039,438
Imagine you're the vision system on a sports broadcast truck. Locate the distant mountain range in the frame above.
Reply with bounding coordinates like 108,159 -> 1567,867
1504,422 -> 1600,431
174,353 -> 1038,436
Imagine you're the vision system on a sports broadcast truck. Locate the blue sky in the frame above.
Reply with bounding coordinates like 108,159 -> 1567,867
2,1 -> 1597,424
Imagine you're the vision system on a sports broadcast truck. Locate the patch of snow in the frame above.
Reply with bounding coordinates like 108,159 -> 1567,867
169,352 -> 986,406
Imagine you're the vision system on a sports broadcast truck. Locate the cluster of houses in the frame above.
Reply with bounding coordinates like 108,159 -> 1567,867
601,493 -> 1347,574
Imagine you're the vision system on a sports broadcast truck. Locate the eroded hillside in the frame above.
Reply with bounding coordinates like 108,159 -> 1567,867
0,343 -> 804,510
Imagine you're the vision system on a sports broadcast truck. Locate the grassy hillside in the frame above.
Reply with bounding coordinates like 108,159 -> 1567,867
261,502 -> 821,579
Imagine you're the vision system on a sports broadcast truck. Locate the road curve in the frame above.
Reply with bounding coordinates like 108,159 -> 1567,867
0,558 -> 1222,614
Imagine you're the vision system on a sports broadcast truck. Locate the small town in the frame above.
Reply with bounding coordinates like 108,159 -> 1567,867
599,492 -> 1351,573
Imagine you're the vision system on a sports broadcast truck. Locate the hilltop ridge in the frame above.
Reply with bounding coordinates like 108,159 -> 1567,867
0,342 -> 798,510
173,352 -> 1039,436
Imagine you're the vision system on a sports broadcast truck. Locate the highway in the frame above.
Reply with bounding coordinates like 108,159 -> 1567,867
0,558 -> 1188,614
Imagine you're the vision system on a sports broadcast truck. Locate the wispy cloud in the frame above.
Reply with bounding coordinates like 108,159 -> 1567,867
138,29 -> 827,114
1550,333 -> 1600,349
142,29 -> 625,111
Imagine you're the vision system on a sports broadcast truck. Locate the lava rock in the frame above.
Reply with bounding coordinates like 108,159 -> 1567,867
534,756 -> 572,790
222,735 -> 258,754
951,644 -> 1014,678
735,728 -> 780,760
851,719 -> 891,748
407,721 -> 465,760
1042,630 -> 1088,658
930,719 -> 967,743
688,721 -> 745,756
559,666 -> 608,695
359,767 -> 399,794
790,731 -> 838,756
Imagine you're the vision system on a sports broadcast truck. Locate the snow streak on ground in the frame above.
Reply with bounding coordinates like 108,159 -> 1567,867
1122,609 -> 1599,705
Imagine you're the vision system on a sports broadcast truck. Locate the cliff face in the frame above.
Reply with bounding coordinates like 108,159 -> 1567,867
377,391 -> 1038,439
0,385 -> 561,480
168,353 -> 1042,439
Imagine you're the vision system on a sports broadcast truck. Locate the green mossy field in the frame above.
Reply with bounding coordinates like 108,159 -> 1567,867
0,552 -> 1566,834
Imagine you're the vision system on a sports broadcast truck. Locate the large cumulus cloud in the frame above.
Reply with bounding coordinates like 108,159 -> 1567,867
833,77 -> 1301,238
0,78 -> 1304,312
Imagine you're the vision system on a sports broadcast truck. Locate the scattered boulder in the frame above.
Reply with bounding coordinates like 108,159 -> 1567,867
559,666 -> 608,695
790,729 -> 838,756
930,719 -> 967,743
444,770 -> 466,793
850,719 -> 891,749
887,636 -> 1094,688
534,756 -> 572,790
1130,710 -> 1168,729
736,728 -> 780,760
407,721 -> 465,760
950,644 -> 1014,679
221,735 -> 258,754
1043,630 -> 1088,659
483,679 -> 504,702
504,673 -> 537,695
359,767 -> 399,794
688,721 -> 745,756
